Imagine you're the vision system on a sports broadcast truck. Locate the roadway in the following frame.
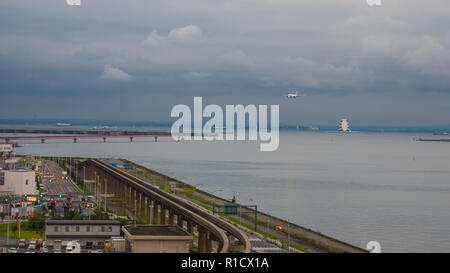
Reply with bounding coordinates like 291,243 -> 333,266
40,160 -> 81,196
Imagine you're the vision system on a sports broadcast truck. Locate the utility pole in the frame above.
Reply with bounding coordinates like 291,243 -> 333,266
104,178 -> 107,212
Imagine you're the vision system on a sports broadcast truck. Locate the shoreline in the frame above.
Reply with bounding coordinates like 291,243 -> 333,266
119,158 -> 366,253
19,154 -> 366,253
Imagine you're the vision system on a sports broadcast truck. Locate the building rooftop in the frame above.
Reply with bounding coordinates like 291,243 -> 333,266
46,220 -> 120,226
123,225 -> 190,236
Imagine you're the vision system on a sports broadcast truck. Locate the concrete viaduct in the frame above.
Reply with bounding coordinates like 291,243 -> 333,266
80,159 -> 251,253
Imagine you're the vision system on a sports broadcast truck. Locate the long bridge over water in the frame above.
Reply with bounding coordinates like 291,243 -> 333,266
0,127 -> 173,143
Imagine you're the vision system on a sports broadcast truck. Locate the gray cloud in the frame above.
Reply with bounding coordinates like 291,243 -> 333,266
0,0 -> 450,125
100,64 -> 132,81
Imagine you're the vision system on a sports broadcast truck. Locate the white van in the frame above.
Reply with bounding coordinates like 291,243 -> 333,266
28,240 -> 36,250
65,241 -> 81,253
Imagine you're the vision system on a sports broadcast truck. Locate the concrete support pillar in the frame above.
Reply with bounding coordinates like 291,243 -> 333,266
121,183 -> 125,207
152,202 -> 159,224
113,179 -> 117,197
125,184 -> 129,210
111,178 -> 115,196
160,205 -> 166,225
205,233 -> 212,253
140,193 -> 145,220
177,215 -> 183,228
134,191 -> 139,217
132,189 -> 137,217
198,226 -> 208,253
146,198 -> 151,224
197,227 -> 212,253
168,210 -> 174,225
125,185 -> 131,210
117,180 -> 120,196
187,221 -> 193,234
137,192 -> 141,219
124,185 -> 129,209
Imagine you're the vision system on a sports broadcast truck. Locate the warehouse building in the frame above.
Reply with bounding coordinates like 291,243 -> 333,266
45,220 -> 121,250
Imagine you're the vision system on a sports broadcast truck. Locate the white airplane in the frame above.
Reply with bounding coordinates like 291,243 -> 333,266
286,91 -> 298,98
285,91 -> 307,99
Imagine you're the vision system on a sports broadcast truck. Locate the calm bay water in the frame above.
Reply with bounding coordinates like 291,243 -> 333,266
7,131 -> 450,252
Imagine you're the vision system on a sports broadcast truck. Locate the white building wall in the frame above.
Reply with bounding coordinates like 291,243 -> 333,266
0,170 -> 37,196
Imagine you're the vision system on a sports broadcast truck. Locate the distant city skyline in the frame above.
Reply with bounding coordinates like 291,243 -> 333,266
1,0 -> 450,126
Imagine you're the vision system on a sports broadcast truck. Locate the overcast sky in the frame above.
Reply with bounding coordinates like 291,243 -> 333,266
1,0 -> 450,126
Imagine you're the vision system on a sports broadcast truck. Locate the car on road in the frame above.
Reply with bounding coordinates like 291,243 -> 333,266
28,240 -> 37,250
66,241 -> 81,253
18,239 -> 26,248
8,247 -> 18,253
87,249 -> 103,253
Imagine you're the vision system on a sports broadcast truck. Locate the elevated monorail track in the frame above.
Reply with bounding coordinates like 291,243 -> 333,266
84,159 -> 251,253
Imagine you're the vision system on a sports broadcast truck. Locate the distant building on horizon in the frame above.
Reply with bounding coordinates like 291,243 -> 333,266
339,119 -> 351,132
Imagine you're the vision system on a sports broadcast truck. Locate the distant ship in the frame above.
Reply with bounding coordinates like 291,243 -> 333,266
433,132 -> 449,136
56,122 -> 71,126
339,119 -> 351,132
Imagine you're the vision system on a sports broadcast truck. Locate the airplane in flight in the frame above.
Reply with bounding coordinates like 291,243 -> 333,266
285,91 -> 306,99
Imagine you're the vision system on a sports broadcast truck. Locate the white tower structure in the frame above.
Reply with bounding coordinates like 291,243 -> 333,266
339,119 -> 351,132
